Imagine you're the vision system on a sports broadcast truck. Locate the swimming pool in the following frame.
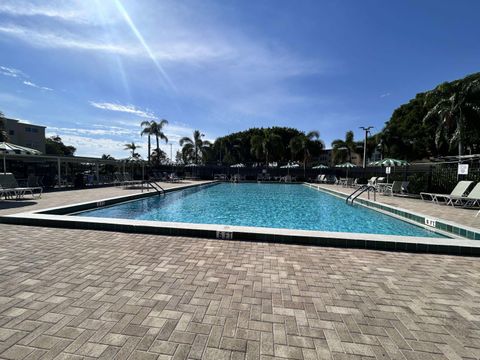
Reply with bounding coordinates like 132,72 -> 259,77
77,183 -> 444,238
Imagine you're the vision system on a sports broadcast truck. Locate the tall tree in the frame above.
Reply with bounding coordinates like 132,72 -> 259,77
250,129 -> 282,165
180,130 -> 211,164
289,130 -> 322,175
423,79 -> 480,157
331,131 -> 356,164
150,119 -> 169,164
140,120 -> 154,163
46,136 -> 76,156
124,142 -> 141,158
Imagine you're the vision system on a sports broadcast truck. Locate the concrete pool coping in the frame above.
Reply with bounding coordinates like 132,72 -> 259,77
307,183 -> 480,241
0,181 -> 479,256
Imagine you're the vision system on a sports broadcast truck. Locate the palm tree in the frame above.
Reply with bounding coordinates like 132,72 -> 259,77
150,119 -> 169,163
332,131 -> 356,164
423,79 -> 480,158
289,130 -> 322,175
140,121 -> 154,163
180,130 -> 211,164
124,142 -> 141,158
250,129 -> 282,166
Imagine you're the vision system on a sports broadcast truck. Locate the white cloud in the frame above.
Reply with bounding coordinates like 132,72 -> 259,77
0,24 -> 134,55
1,1 -> 333,135
380,92 -> 391,98
45,132 -> 130,158
48,126 -> 131,136
0,65 -> 27,78
1,64 -> 54,91
90,102 -> 156,119
23,80 -> 53,91
0,2 -> 86,22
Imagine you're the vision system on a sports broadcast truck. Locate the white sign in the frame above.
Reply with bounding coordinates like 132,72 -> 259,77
424,218 -> 436,227
385,166 -> 391,174
458,164 -> 469,175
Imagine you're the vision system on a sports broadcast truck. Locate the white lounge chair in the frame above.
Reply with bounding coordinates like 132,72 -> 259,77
446,182 -> 480,207
0,173 -> 42,199
382,181 -> 409,196
420,181 -> 473,204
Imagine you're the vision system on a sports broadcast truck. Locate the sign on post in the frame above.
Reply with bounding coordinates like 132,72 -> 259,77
458,164 -> 469,175
385,166 -> 391,174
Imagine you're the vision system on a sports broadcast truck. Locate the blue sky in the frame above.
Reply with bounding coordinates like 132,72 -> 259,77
0,0 -> 478,158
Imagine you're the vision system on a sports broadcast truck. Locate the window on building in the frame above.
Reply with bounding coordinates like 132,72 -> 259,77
9,130 -> 14,136
25,127 -> 31,132
32,128 -> 39,133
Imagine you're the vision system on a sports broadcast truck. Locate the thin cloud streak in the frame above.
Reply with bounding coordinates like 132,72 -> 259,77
0,2 -> 86,22
89,101 -> 156,119
1,64 -> 53,91
23,80 -> 53,91
0,24 -> 133,55
0,65 -> 27,78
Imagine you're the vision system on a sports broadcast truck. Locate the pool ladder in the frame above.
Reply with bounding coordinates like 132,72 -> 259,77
346,185 -> 376,205
144,180 -> 165,196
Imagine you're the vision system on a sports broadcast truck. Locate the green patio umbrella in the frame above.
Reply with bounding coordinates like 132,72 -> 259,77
335,162 -> 358,178
368,158 -> 409,182
230,163 -> 245,174
312,164 -> 328,169
280,162 -> 300,175
0,142 -> 42,175
368,158 -> 409,167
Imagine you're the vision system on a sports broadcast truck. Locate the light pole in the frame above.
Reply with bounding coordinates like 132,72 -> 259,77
169,143 -> 173,172
360,126 -> 373,168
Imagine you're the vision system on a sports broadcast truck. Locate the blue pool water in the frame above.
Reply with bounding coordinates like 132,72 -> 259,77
77,183 -> 444,238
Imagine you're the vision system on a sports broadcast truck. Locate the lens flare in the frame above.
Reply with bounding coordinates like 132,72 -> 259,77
113,0 -> 176,92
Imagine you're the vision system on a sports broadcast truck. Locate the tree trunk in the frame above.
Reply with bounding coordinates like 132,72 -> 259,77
147,135 -> 151,164
156,136 -> 160,165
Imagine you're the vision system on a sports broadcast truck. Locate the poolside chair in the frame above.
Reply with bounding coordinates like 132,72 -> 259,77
343,178 -> 354,187
367,177 -> 377,186
168,173 -> 181,182
420,181 -> 473,204
280,174 -> 292,183
122,173 -> 143,188
382,181 -> 409,196
377,177 -> 385,183
0,173 -> 42,199
446,182 -> 480,207
328,176 -> 338,185
0,186 -> 13,200
316,175 -> 326,183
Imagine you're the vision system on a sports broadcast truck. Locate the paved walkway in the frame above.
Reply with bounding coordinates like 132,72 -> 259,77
0,224 -> 479,360
0,183 -> 480,359
0,181 -> 211,216
314,184 -> 480,230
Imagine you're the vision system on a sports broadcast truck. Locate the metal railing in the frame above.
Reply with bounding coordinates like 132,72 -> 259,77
346,185 -> 376,205
144,180 -> 165,196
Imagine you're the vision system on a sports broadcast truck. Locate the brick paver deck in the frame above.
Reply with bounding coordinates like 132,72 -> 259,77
0,183 -> 480,359
0,181 -> 211,216
0,224 -> 479,359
